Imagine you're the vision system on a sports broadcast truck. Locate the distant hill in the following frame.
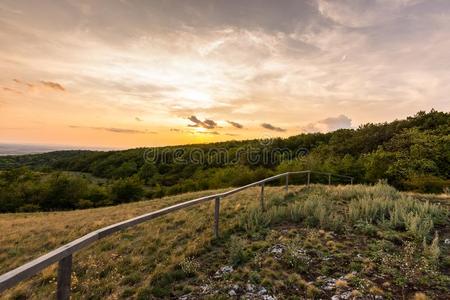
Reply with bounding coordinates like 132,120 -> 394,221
0,143 -> 69,156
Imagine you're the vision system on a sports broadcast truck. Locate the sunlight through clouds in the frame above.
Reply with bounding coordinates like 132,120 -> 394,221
0,0 -> 449,147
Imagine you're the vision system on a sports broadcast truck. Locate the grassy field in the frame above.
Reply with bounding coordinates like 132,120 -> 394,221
0,184 -> 449,299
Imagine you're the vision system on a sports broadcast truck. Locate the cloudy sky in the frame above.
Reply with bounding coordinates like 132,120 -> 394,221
1,0 -> 449,148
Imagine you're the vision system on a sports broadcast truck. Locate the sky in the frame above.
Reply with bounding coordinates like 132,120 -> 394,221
1,0 -> 449,149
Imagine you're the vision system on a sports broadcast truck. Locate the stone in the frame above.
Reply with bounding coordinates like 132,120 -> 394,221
246,283 -> 256,292
269,244 -> 285,255
214,265 -> 234,278
258,287 -> 268,295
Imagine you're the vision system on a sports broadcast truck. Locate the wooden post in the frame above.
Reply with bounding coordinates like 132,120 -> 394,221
285,174 -> 289,193
56,255 -> 72,300
350,178 -> 353,185
214,197 -> 220,238
307,171 -> 310,186
328,174 -> 331,185
260,183 -> 265,210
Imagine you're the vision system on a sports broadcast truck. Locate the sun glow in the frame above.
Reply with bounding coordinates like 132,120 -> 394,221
194,127 -> 207,133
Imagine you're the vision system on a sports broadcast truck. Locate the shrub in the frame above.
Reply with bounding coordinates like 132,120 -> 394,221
347,188 -> 446,240
229,236 -> 250,265
403,175 -> 449,193
41,173 -> 88,210
239,208 -> 270,238
110,176 -> 144,203
179,257 -> 200,276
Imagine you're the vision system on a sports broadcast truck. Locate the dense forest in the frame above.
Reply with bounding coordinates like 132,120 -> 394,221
0,110 -> 448,212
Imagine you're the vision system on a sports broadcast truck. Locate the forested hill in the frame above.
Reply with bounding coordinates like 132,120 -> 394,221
0,110 -> 449,212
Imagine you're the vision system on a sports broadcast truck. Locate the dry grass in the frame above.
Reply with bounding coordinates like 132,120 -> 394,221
1,184 -> 448,299
0,185 -> 297,299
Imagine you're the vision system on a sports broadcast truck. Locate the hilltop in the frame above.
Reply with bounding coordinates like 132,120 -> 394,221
0,184 -> 449,299
0,110 -> 449,213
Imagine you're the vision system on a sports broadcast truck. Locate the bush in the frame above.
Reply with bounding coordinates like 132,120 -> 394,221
347,184 -> 446,239
110,176 -> 144,204
40,173 -> 88,210
403,175 -> 449,193
179,257 -> 200,276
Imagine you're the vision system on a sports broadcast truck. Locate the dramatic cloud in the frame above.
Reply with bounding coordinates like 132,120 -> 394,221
302,115 -> 352,133
1,1 -> 450,147
227,120 -> 244,129
261,123 -> 286,132
69,125 -> 156,134
187,115 -> 218,129
40,81 -> 65,91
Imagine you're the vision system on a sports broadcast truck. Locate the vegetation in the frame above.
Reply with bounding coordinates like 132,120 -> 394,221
0,110 -> 448,212
0,169 -> 145,212
0,184 -> 448,299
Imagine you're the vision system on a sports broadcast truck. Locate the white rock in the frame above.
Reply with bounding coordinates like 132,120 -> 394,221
200,284 -> 210,294
340,291 -> 353,299
269,244 -> 284,255
214,265 -> 234,278
246,283 -> 256,292
444,238 -> 450,245
258,287 -> 268,295
228,289 -> 237,296
322,278 -> 337,291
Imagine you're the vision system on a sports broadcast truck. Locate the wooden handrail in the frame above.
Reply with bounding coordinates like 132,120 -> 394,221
0,170 -> 353,298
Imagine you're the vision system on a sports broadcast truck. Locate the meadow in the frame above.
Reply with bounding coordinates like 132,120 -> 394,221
0,183 -> 449,299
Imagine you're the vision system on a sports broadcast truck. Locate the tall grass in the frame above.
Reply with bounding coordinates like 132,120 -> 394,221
348,189 -> 445,239
239,183 -> 447,240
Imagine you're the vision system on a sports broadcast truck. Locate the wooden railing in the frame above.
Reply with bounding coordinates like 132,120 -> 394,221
0,170 -> 353,299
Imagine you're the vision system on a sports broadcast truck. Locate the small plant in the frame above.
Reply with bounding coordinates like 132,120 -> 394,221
335,279 -> 348,289
229,236 -> 250,265
179,257 -> 200,276
282,242 -> 311,273
239,208 -> 270,238
423,232 -> 440,263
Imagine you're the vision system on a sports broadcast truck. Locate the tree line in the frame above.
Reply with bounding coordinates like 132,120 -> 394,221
0,110 -> 448,212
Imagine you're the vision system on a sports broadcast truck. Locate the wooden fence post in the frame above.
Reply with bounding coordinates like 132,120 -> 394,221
214,197 -> 220,238
307,171 -> 310,186
260,183 -> 265,210
328,174 -> 331,185
56,255 -> 72,300
285,174 -> 289,193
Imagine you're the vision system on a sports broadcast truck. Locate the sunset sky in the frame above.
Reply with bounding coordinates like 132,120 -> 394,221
1,0 -> 449,149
